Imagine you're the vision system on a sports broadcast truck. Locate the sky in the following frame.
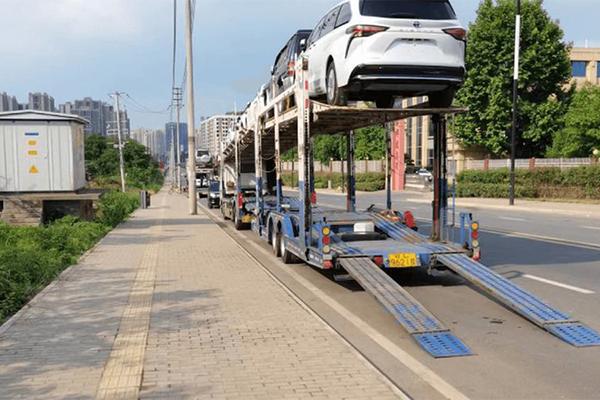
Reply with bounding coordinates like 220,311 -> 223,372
0,0 -> 598,130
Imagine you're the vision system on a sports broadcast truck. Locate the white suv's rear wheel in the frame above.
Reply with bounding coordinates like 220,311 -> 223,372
326,62 -> 346,106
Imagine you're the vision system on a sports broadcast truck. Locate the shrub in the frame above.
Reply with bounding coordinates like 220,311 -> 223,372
282,172 -> 385,192
0,218 -> 110,321
97,191 -> 140,227
457,165 -> 600,199
0,190 -> 140,322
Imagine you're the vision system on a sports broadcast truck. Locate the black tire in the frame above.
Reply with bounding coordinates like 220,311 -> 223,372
326,62 -> 346,106
429,88 -> 456,108
280,236 -> 297,264
272,229 -> 281,257
375,96 -> 395,109
234,212 -> 244,230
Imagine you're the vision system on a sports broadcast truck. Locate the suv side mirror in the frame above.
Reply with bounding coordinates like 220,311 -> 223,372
299,38 -> 307,52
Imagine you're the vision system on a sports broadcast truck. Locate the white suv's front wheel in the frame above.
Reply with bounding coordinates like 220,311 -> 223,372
326,62 -> 346,106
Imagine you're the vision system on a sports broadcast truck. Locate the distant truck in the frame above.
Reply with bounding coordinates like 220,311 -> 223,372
195,148 -> 213,169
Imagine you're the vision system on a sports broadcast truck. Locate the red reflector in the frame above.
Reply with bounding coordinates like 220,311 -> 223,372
443,27 -> 467,41
403,211 -> 416,229
373,256 -> 384,267
237,192 -> 244,209
323,260 -> 334,269
304,80 -> 309,91
322,235 -> 331,246
311,191 -> 317,204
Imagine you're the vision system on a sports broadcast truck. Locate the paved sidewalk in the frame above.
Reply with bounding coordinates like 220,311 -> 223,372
0,190 -> 401,400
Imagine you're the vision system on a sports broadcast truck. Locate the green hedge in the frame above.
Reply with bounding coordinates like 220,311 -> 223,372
282,172 -> 386,192
0,190 -> 140,322
457,166 -> 600,199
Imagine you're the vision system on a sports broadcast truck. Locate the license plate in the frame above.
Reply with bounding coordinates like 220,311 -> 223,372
388,253 -> 419,268
241,215 -> 254,223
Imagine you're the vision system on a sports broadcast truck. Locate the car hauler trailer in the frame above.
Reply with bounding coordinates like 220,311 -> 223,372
218,59 -> 600,358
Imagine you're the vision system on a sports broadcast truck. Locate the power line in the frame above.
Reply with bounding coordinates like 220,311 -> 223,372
123,93 -> 171,115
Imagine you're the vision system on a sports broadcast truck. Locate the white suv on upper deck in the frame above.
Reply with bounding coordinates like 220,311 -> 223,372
304,0 -> 466,108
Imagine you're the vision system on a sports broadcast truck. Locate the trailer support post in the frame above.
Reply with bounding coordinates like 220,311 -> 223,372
274,89 -> 283,212
431,114 -> 447,242
254,119 -> 264,231
297,60 -> 312,250
346,130 -> 356,212
385,122 -> 392,211
235,134 -> 241,199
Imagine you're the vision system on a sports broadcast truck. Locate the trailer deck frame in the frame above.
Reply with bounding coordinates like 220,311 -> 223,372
218,58 -> 600,358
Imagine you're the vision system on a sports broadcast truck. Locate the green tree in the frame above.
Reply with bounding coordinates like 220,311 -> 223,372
313,135 -> 345,163
454,0 -> 572,157
547,85 -> 600,157
354,126 -> 386,160
84,135 -> 163,189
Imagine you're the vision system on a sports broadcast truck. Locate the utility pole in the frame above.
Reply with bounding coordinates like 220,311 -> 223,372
510,0 -> 521,206
169,135 -> 176,187
172,87 -> 183,191
184,0 -> 197,214
112,92 -> 126,193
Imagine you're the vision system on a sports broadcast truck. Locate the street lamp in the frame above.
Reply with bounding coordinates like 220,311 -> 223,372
509,0 -> 521,206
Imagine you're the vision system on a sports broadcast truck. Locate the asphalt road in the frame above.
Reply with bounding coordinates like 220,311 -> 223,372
201,194 -> 600,400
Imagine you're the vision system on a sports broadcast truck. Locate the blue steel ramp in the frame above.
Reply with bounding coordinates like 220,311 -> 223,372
339,257 -> 472,358
437,254 -> 600,347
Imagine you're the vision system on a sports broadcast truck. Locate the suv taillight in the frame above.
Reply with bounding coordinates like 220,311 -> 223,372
443,27 -> 467,41
347,25 -> 389,38
237,192 -> 244,209
288,61 -> 295,77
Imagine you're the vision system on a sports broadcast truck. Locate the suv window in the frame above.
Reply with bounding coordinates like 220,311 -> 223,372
335,2 -> 352,28
321,6 -> 341,37
274,41 -> 291,77
359,0 -> 456,20
308,16 -> 326,46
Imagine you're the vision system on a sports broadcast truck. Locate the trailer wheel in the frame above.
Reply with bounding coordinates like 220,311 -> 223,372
272,230 -> 281,257
234,212 -> 244,230
280,236 -> 297,264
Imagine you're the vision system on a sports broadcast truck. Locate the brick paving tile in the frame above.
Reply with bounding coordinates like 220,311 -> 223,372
139,193 -> 400,399
0,191 -> 402,400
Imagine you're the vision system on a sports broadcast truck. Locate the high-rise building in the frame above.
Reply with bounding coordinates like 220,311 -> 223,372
28,92 -> 55,112
0,92 -> 21,112
198,114 -> 237,156
165,122 -> 189,162
131,129 -> 167,162
106,109 -> 131,139
59,97 -> 115,136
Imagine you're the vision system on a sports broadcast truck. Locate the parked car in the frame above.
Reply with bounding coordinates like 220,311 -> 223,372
261,30 -> 313,105
207,180 -> 221,209
417,168 -> 433,182
303,0 -> 466,108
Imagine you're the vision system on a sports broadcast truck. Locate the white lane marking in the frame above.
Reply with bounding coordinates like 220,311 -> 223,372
522,274 -> 595,295
499,216 -> 527,222
582,225 -> 600,231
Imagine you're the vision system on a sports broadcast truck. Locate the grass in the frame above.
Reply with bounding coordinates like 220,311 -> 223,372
0,191 -> 141,323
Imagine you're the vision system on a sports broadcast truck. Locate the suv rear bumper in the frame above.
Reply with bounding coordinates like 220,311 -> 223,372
346,65 -> 465,96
